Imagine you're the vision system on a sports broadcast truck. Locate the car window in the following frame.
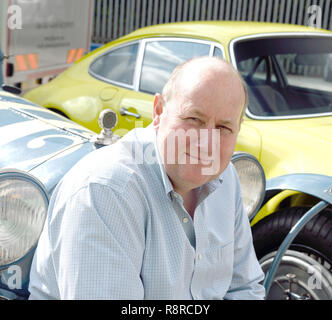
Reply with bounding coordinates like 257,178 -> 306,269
237,57 -> 278,84
90,43 -> 139,86
234,37 -> 332,118
275,53 -> 331,91
139,40 -> 211,95
213,46 -> 223,57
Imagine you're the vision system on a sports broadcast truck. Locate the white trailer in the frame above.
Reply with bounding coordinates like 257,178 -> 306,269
0,0 -> 93,91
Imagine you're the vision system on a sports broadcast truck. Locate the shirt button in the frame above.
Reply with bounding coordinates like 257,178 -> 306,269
198,254 -> 203,260
182,217 -> 189,223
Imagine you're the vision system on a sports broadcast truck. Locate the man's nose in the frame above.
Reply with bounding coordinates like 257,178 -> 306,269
197,127 -> 219,156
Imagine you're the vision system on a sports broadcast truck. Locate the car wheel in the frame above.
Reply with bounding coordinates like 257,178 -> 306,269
252,206 -> 332,300
259,250 -> 332,300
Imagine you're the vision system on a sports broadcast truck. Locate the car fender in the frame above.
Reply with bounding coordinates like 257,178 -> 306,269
251,173 -> 332,224
265,173 -> 332,203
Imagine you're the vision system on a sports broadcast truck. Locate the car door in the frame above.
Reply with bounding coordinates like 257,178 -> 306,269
88,41 -> 140,134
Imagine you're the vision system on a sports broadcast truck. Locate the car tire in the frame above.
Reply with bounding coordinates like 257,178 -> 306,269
259,249 -> 332,300
252,206 -> 332,263
252,206 -> 332,299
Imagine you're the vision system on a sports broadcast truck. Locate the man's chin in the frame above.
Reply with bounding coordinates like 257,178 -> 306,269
178,166 -> 220,187
185,158 -> 221,177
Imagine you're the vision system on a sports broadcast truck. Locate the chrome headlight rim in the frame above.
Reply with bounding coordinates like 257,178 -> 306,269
0,169 -> 49,269
231,152 -> 266,220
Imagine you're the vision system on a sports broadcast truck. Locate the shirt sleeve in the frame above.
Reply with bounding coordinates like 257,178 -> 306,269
224,194 -> 266,300
48,181 -> 147,299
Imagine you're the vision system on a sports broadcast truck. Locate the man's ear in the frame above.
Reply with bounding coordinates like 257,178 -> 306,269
152,93 -> 164,130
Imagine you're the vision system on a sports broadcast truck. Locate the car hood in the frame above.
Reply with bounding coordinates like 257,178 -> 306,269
252,116 -> 332,178
0,93 -> 95,173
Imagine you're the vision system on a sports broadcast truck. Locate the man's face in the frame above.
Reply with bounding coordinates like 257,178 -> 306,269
153,65 -> 245,193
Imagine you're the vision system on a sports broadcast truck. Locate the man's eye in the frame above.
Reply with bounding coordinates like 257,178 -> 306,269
218,125 -> 233,133
187,117 -> 200,123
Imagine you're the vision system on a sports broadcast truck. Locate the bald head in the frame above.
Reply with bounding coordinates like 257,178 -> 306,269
153,56 -> 247,195
162,56 -> 248,122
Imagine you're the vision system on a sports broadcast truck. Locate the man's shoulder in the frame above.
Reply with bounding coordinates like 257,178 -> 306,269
213,162 -> 242,204
58,127 -> 157,196
221,162 -> 240,187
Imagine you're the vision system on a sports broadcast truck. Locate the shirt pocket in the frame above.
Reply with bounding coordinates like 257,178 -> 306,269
206,240 -> 234,265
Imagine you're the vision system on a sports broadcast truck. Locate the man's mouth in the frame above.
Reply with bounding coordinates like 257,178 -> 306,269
185,153 -> 212,165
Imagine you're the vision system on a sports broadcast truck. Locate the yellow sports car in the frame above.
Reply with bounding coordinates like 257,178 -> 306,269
24,21 -> 332,299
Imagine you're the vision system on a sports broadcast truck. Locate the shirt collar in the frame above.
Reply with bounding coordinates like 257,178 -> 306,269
151,127 -> 174,198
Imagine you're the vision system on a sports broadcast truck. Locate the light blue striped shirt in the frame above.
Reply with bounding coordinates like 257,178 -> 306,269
29,125 -> 265,300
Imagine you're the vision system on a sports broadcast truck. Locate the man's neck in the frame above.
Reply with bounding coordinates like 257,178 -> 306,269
177,188 -> 198,219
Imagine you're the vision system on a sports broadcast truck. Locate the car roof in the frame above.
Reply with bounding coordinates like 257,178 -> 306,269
83,21 -> 332,63
124,21 -> 332,43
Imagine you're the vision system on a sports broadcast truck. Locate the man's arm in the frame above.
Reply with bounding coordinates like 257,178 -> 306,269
48,181 -> 147,299
224,195 -> 266,300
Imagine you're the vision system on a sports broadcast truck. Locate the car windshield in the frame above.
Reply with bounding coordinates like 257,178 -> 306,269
233,36 -> 332,118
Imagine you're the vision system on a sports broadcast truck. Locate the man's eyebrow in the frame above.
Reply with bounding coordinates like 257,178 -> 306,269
184,108 -> 206,119
186,108 -> 234,127
216,119 -> 234,127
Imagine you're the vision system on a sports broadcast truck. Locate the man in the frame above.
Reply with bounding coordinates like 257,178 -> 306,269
29,56 -> 265,299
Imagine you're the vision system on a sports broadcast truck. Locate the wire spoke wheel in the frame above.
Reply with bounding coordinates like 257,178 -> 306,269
260,250 -> 332,300
252,206 -> 332,300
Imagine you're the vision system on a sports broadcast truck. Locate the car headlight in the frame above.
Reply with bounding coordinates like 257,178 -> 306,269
0,170 -> 48,268
231,152 -> 266,220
